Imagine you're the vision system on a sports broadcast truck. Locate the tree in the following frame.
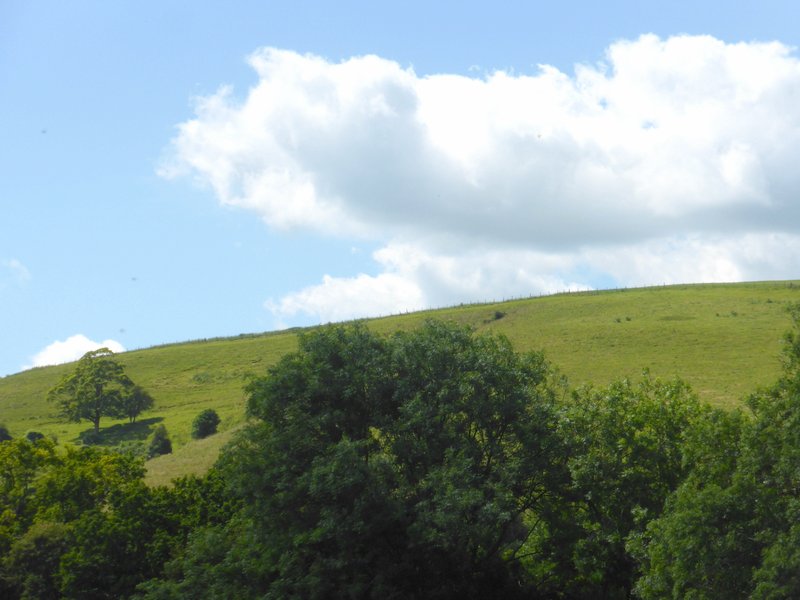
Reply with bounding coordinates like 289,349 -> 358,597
0,424 -> 12,442
191,409 -> 220,439
0,438 -> 58,557
530,374 -> 709,598
29,446 -> 180,600
2,521 -> 70,600
0,435 -> 222,599
117,385 -> 154,424
188,321 -> 568,598
47,348 -> 150,433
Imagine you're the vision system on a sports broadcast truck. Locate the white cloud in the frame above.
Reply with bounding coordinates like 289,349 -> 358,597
163,35 -> 800,325
267,271 -> 425,324
25,335 -> 125,370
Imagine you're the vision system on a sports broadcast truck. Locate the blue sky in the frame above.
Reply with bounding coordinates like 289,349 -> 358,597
3,1 -> 800,377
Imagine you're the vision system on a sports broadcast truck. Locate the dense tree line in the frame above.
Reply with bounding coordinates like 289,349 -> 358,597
1,309 -> 800,598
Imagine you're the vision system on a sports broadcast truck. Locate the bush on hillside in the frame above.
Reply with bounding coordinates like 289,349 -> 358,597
0,424 -> 11,442
24,431 -> 44,443
148,425 -> 172,458
192,409 -> 220,439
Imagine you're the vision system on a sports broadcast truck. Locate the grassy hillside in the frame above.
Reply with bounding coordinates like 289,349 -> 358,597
1,280 -> 798,484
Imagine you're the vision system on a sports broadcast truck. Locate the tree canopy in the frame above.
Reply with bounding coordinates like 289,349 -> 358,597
137,321 -> 568,598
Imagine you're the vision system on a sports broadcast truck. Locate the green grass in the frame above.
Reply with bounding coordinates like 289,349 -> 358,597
2,280 -> 798,484
144,425 -> 241,487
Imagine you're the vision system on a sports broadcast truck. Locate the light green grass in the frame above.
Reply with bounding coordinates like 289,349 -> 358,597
144,425 -> 241,487
2,280 -> 798,484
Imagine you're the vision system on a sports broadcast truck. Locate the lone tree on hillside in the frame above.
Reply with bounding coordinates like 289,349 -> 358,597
47,348 -> 151,434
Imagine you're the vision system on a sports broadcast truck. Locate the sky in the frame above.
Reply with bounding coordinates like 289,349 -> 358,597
3,1 -> 800,377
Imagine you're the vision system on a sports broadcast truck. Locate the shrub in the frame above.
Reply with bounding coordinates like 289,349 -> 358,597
148,425 -> 172,458
0,424 -> 11,442
24,431 -> 45,443
192,409 -> 220,439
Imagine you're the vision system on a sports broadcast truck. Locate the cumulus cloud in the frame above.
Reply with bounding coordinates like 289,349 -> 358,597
163,35 -> 800,324
266,270 -> 425,324
25,335 -> 125,370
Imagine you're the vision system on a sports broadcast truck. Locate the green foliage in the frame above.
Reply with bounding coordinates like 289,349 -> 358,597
0,424 -> 11,442
33,445 -> 146,523
47,348 -> 151,434
191,409 -> 220,439
136,514 -> 269,600
2,521 -> 70,600
0,438 -> 58,556
148,425 -> 172,459
530,374 -> 708,598
153,321 -> 567,598
751,522 -> 800,599
0,438 -> 234,599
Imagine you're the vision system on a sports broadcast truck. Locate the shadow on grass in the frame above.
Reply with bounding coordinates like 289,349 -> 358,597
78,417 -> 164,446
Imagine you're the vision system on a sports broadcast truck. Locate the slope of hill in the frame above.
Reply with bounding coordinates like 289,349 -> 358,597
1,280 -> 798,484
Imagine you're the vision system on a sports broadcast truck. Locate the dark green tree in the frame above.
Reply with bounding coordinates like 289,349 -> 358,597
47,348 -> 140,433
147,425 -> 172,458
528,374 -> 709,598
152,321 -> 568,598
0,433 -> 236,599
30,447 -> 182,599
0,424 -> 12,442
191,409 -> 220,439
0,438 -> 59,571
2,521 -> 70,600
117,385 -> 155,424
0,438 -> 36,599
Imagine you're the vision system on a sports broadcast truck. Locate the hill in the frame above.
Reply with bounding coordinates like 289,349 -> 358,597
1,280 -> 798,484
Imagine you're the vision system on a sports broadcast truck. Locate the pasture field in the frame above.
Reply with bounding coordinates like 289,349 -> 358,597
1,280 -> 798,484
